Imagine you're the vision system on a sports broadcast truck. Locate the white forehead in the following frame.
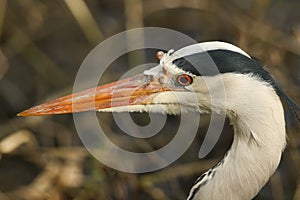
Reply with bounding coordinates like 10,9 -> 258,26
199,41 -> 251,58
175,41 -> 251,59
159,41 -> 251,66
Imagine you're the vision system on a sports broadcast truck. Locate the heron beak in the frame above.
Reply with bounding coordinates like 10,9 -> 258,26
17,74 -> 174,116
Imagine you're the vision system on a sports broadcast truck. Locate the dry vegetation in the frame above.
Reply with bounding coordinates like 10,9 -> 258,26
0,0 -> 299,200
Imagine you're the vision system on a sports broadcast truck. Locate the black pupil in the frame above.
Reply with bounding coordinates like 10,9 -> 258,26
180,76 -> 188,84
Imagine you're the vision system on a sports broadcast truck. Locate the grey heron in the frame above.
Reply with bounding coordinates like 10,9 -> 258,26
18,41 -> 300,200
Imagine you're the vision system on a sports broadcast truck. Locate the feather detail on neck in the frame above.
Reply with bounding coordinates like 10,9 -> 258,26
188,74 -> 286,200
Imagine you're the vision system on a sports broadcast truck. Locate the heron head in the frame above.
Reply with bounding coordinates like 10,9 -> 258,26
18,41 -> 299,119
17,48 -> 209,116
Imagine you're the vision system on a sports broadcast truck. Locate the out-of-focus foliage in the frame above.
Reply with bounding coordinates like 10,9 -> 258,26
0,0 -> 299,199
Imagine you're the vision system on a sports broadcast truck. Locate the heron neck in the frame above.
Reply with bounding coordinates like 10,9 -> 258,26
223,102 -> 286,199
190,76 -> 287,200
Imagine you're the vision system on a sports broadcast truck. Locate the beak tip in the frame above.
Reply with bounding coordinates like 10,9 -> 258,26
17,105 -> 52,116
17,109 -> 38,116
17,112 -> 25,116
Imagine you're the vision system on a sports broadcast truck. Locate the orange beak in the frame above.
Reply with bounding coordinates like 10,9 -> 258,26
17,74 -> 175,116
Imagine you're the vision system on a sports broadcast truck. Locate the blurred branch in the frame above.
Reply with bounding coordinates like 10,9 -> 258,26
143,0 -> 211,16
125,0 -> 144,29
0,0 -> 8,81
140,160 -> 217,200
214,2 -> 300,56
7,147 -> 88,199
64,0 -> 104,45
140,160 -> 217,187
144,0 -> 300,56
124,0 -> 146,66
0,129 -> 38,154
5,25 -> 66,87
0,0 -> 7,39
0,48 -> 8,80
143,186 -> 170,200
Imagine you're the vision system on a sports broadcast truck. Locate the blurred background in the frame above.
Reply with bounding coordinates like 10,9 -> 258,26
0,0 -> 300,199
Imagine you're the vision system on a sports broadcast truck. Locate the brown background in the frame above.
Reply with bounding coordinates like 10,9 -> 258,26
0,0 -> 299,200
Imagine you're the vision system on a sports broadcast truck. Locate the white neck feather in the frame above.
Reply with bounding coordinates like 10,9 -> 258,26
190,74 -> 286,200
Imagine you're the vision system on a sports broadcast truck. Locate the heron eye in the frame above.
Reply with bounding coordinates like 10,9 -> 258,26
176,74 -> 193,86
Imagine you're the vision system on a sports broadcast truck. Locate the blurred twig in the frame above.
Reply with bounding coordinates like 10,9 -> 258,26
0,49 -> 8,80
0,0 -> 8,81
140,160 -> 216,187
125,0 -> 144,29
0,0 -> 7,39
5,25 -> 66,87
0,129 -> 38,154
124,0 -> 146,66
144,0 -> 300,56
140,160 -> 217,200
64,0 -> 104,45
213,2 -> 300,56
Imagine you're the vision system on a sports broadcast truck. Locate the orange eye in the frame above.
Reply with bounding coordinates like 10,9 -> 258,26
177,74 -> 193,86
